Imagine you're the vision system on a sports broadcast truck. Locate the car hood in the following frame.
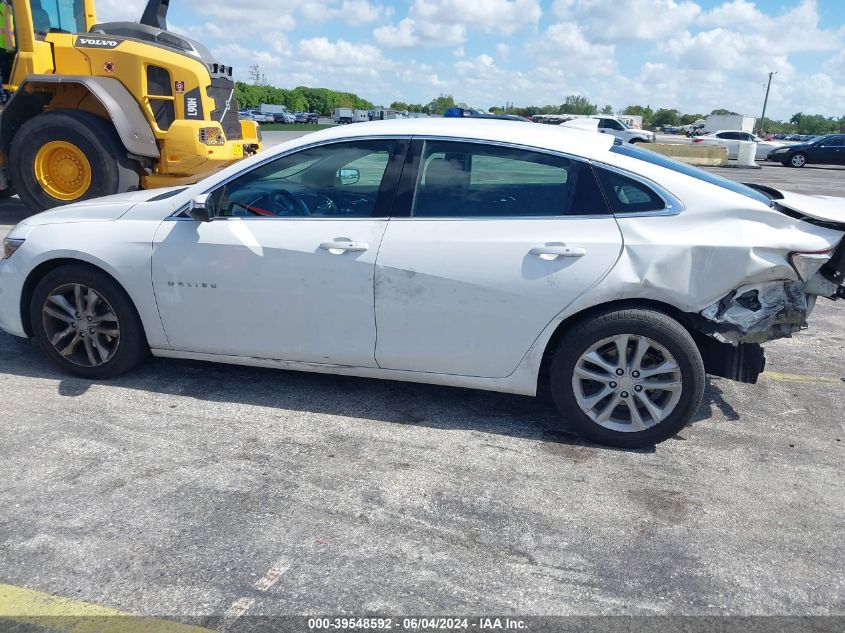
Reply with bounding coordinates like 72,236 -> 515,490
774,190 -> 845,227
21,188 -> 186,226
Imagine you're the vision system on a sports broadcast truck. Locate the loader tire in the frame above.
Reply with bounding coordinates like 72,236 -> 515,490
10,110 -> 141,213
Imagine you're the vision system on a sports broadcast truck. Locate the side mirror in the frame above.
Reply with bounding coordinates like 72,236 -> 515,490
338,168 -> 360,185
187,194 -> 212,222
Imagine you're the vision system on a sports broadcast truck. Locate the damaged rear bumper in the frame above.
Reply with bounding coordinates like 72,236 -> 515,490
690,261 -> 844,384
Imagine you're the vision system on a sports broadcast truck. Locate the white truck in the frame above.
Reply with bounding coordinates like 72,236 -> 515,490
333,108 -> 354,124
704,114 -> 756,134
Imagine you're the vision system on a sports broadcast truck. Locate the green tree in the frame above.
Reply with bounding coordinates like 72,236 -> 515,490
653,108 -> 681,128
427,94 -> 456,114
680,113 -> 704,125
600,104 -> 614,114
560,94 -> 596,115
710,108 -> 739,115
622,105 -> 654,128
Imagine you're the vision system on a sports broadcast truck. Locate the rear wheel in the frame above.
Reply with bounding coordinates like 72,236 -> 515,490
549,308 -> 705,448
30,265 -> 149,379
10,110 -> 141,213
789,152 -> 807,168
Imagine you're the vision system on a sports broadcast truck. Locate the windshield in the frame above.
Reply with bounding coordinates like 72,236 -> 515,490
610,144 -> 772,206
33,0 -> 86,35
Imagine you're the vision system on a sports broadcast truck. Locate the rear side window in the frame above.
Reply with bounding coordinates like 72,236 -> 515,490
609,144 -> 772,206
595,168 -> 665,214
411,141 -> 609,218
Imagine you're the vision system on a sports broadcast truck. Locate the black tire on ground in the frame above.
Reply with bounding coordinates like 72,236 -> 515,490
789,153 -> 807,168
549,308 -> 706,449
629,138 -> 642,144
30,264 -> 149,379
10,110 -> 141,213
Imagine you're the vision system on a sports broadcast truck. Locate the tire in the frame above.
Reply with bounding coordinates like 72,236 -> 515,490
10,110 -> 141,213
30,264 -> 149,379
789,153 -> 807,168
629,138 -> 642,144
0,185 -> 15,198
549,308 -> 705,449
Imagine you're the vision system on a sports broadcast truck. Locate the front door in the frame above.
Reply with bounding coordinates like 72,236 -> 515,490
374,140 -> 624,378
152,139 -> 406,366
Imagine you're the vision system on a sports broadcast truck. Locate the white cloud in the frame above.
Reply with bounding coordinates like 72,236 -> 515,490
527,23 -> 616,75
495,43 -> 510,60
374,17 -> 465,48
374,0 -> 541,48
695,0 -> 840,53
553,0 -> 701,42
298,37 -> 390,69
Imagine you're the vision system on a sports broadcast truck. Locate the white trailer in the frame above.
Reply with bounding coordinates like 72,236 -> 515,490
333,108 -> 354,124
259,104 -> 289,115
353,109 -> 369,123
704,114 -> 755,134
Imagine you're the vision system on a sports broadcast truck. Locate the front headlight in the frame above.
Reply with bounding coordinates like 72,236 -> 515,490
772,148 -> 789,154
2,238 -> 24,259
199,127 -> 226,146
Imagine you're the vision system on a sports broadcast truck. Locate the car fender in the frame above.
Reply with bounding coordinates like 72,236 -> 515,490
13,222 -> 169,348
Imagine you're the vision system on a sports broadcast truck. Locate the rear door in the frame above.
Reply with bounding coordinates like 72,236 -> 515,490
373,139 -> 624,378
812,136 -> 845,165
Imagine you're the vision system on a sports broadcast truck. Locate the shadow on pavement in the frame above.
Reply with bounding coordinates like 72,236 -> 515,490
1,333 -> 733,452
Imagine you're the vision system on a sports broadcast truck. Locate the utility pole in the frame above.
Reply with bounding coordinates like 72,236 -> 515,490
759,71 -> 776,136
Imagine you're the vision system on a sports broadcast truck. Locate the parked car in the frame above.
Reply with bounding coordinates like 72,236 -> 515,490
767,134 -> 845,168
248,110 -> 273,124
237,110 -> 253,121
2,120 -> 843,448
693,130 -> 784,161
594,117 -> 655,144
272,111 -> 296,124
306,113 -> 320,124
294,112 -> 308,123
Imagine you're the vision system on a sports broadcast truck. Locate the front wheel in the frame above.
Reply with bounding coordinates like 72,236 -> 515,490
30,264 -> 149,379
549,308 -> 705,448
789,153 -> 807,168
10,110 -> 141,213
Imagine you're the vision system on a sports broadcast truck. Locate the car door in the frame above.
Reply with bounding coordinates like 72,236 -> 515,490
151,139 -> 407,366
715,132 -> 740,157
373,139 -> 624,378
812,136 -> 845,165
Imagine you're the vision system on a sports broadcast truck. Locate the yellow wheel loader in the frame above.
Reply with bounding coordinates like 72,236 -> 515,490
0,0 -> 262,212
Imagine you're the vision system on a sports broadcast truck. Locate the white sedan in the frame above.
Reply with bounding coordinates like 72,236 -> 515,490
1,119 -> 843,448
693,130 -> 785,160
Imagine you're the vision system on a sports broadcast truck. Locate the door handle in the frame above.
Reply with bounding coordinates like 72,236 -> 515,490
530,245 -> 587,260
319,239 -> 370,254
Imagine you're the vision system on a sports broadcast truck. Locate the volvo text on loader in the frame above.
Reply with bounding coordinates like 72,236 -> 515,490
0,0 -> 262,213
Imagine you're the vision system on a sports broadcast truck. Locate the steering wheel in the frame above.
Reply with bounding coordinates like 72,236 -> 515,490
231,191 -> 311,217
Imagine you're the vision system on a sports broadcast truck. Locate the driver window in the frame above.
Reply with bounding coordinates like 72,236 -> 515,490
209,140 -> 398,218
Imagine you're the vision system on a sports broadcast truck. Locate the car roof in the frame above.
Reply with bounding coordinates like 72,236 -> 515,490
275,118 -> 617,160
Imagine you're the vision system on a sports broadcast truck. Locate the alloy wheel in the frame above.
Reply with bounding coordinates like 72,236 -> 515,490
42,283 -> 121,368
571,334 -> 683,433
790,154 -> 806,167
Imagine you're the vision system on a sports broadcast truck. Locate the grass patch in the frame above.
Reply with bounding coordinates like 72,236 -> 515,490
259,123 -> 335,131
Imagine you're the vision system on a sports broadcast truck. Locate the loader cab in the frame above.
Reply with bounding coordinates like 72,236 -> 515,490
29,0 -> 88,36
0,0 -> 16,85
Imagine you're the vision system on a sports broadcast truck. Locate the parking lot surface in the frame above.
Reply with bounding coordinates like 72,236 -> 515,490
0,148 -> 843,627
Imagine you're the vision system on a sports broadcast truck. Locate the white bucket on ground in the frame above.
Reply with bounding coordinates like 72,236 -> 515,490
737,141 -> 758,167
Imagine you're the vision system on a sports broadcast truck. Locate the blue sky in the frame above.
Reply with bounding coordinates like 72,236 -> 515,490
97,0 -> 845,119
